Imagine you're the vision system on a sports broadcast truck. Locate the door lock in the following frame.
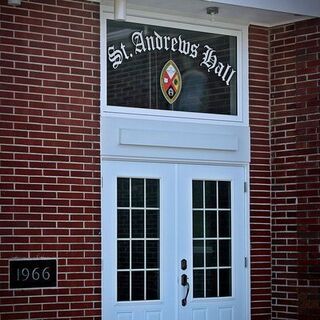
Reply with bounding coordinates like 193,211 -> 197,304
181,259 -> 187,270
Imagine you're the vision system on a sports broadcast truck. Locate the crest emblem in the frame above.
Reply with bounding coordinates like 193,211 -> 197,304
160,60 -> 182,104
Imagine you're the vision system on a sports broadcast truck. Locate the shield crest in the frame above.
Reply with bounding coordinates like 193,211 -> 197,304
160,60 -> 182,104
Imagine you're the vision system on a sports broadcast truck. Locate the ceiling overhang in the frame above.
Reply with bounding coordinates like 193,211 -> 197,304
97,0 -> 319,27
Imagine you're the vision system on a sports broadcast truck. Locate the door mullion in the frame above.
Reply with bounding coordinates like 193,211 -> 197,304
129,178 -> 132,301
216,182 -> 220,297
143,179 -> 147,301
202,180 -> 207,298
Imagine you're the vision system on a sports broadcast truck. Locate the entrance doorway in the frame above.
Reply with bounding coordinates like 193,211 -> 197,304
102,161 -> 248,320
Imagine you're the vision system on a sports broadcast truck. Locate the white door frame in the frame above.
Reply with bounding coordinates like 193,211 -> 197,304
100,6 -> 251,319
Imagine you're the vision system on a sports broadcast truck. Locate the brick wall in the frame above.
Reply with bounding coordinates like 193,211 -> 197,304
0,0 -> 101,319
1,1 -> 319,319
270,18 -> 320,320
248,25 -> 272,319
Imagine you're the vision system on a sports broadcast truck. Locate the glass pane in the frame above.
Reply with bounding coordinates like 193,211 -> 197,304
206,240 -> 217,267
193,210 -> 203,238
146,271 -> 160,300
193,270 -> 204,298
117,209 -> 129,238
191,179 -> 232,300
117,176 -> 161,302
117,240 -> 129,269
219,211 -> 231,237
205,181 -> 216,208
205,211 -> 217,238
146,240 -> 159,268
131,178 -> 144,207
117,272 -> 130,301
193,240 -> 204,268
219,240 -> 231,267
218,181 -> 231,209
132,210 -> 144,238
117,178 -> 129,207
132,271 -> 144,300
146,179 -> 159,208
146,210 -> 159,238
193,180 -> 203,208
219,269 -> 231,297
107,20 -> 237,115
132,240 -> 144,269
206,269 -> 217,297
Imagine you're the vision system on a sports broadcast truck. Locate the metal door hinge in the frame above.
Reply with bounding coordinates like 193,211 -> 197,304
244,182 -> 247,193
244,257 -> 248,268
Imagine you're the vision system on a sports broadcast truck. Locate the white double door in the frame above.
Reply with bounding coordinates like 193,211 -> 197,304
102,161 -> 248,320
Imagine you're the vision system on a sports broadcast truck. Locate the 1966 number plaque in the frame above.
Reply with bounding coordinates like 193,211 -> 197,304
10,259 -> 57,289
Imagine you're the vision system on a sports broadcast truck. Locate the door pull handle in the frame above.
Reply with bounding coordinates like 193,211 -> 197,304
181,274 -> 190,306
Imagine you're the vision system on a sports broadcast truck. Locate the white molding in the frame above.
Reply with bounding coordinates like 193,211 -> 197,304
119,129 -> 239,151
100,5 -> 249,125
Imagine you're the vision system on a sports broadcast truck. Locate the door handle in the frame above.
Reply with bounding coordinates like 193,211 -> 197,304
181,274 -> 190,306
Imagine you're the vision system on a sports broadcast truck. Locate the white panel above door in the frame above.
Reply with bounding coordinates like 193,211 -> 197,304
101,115 -> 250,163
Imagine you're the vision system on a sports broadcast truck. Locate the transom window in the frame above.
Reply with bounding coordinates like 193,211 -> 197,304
107,20 -> 237,116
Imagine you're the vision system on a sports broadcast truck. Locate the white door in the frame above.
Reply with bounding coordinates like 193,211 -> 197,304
102,161 -> 248,320
177,165 -> 247,320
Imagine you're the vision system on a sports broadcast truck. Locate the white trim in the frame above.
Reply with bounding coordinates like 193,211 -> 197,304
244,163 -> 251,320
119,129 -> 239,151
100,5 -> 249,125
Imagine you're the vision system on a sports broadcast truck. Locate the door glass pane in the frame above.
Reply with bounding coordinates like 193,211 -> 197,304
205,181 -> 216,208
219,269 -> 231,297
206,269 -> 218,297
117,177 -> 160,301
146,271 -> 160,300
193,270 -> 204,298
192,180 -> 203,208
117,271 -> 130,301
118,240 -> 129,269
132,210 -> 144,238
219,240 -> 231,267
146,210 -> 159,238
117,209 -> 129,238
205,211 -> 217,237
193,240 -> 204,268
117,178 -> 129,207
193,210 -> 203,238
132,271 -> 144,301
131,178 -> 144,207
206,240 -> 217,267
132,240 -> 144,269
192,180 -> 232,298
146,240 -> 159,268
218,181 -> 231,209
146,179 -> 159,207
219,211 -> 231,237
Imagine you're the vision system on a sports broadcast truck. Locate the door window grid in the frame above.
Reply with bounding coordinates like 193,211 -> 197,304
117,178 -> 160,301
192,180 -> 232,298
